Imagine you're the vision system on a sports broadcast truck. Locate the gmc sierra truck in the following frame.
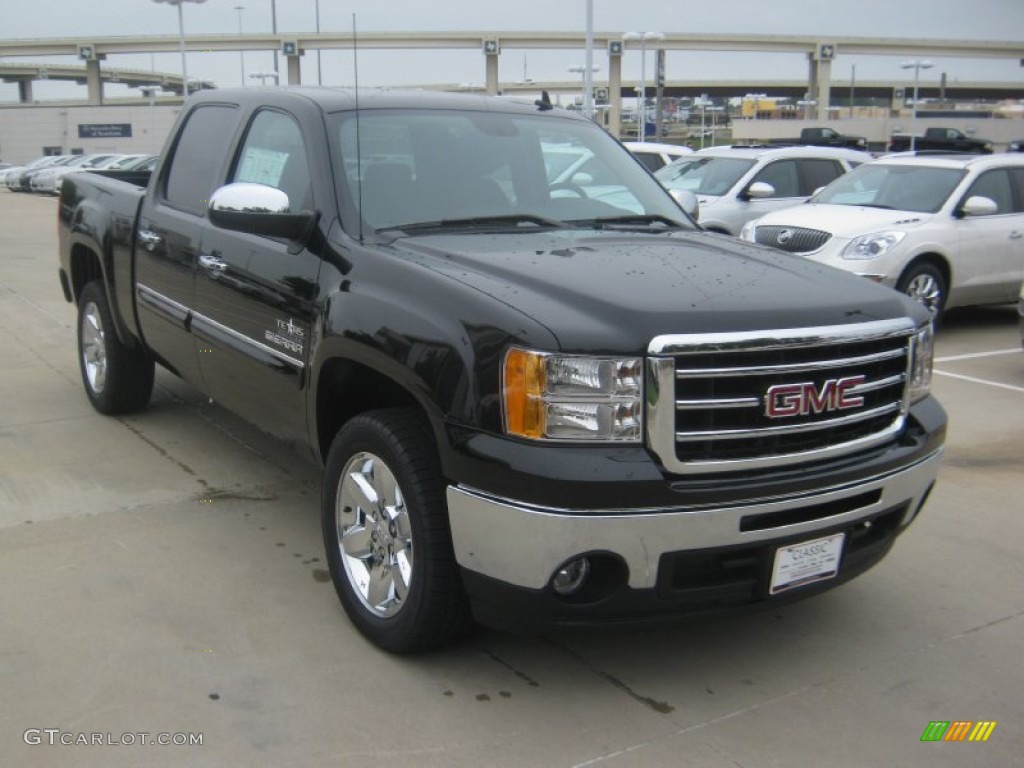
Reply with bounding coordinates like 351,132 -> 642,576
888,127 -> 994,153
58,89 -> 945,653
769,127 -> 868,150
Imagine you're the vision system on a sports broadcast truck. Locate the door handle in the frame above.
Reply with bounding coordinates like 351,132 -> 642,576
137,229 -> 163,251
198,253 -> 228,273
1009,231 -> 1022,240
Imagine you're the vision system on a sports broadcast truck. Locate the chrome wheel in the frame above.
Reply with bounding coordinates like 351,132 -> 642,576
80,302 -> 107,394
905,273 -> 941,314
335,452 -> 413,618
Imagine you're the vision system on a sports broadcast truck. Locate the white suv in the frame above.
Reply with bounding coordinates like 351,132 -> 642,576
740,153 -> 1024,318
655,145 -> 870,235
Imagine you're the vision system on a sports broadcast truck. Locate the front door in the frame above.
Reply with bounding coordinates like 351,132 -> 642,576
191,109 -> 321,444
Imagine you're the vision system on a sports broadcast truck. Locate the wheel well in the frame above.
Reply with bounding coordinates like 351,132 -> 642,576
316,358 -> 422,460
900,253 -> 950,290
69,244 -> 103,302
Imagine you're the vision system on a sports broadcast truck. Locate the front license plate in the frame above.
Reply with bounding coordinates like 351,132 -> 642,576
769,533 -> 845,595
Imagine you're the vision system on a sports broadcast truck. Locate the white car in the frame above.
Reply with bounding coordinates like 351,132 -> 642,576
655,145 -> 871,235
623,141 -> 693,172
740,153 -> 1024,318
31,154 -> 124,194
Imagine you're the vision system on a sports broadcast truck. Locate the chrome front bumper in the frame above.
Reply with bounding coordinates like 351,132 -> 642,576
447,448 -> 942,591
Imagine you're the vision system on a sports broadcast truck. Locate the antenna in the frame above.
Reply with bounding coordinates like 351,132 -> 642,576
353,13 -> 364,243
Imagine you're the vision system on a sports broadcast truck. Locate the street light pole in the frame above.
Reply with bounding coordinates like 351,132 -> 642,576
153,0 -> 207,99
583,0 -> 594,120
271,0 -> 279,81
901,60 -> 933,152
234,5 -> 246,86
315,0 -> 322,85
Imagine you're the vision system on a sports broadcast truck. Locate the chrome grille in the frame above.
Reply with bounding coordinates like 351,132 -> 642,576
754,225 -> 831,253
646,319 -> 916,474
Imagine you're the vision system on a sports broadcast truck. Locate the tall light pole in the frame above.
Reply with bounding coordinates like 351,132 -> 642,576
270,0 -> 279,81
315,0 -> 322,85
901,60 -> 933,152
583,0 -> 594,120
153,0 -> 208,99
623,31 -> 664,143
234,5 -> 246,86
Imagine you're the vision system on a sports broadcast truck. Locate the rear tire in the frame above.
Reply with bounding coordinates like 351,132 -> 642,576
896,262 -> 947,321
321,408 -> 471,653
77,281 -> 154,414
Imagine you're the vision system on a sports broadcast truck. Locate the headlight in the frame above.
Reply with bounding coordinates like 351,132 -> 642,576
841,231 -> 906,260
908,324 -> 933,404
503,347 -> 642,442
739,219 -> 757,242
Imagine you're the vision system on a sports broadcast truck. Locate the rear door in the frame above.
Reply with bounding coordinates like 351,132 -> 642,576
135,103 -> 240,386
191,108 -> 321,444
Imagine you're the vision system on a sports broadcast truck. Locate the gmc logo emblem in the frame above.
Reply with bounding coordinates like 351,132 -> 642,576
765,375 -> 866,419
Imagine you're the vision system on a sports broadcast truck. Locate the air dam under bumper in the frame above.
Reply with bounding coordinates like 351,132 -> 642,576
447,449 -> 942,627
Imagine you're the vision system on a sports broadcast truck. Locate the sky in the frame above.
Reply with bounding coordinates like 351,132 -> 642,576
1,0 -> 1023,101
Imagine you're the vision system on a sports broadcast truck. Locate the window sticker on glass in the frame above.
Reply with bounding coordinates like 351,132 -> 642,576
237,147 -> 289,187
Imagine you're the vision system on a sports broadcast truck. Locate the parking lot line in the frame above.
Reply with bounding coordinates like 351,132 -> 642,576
935,348 -> 1020,363
933,369 -> 1024,394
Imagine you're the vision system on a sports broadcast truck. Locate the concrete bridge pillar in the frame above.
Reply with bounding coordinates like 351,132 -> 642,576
608,50 -> 622,138
85,58 -> 103,105
286,54 -> 301,85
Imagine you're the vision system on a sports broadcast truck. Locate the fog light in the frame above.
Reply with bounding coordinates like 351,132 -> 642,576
551,557 -> 591,595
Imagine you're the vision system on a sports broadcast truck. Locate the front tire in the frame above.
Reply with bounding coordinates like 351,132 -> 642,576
77,281 -> 154,414
321,409 -> 471,653
896,262 -> 947,321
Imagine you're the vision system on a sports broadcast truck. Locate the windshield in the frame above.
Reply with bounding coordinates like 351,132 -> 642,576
330,108 -> 692,234
654,156 -> 756,196
811,163 -> 966,213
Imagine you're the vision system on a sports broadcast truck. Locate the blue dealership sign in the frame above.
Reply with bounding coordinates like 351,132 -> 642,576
78,123 -> 133,139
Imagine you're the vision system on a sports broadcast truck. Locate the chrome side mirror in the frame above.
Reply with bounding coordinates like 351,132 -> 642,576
208,182 -> 313,240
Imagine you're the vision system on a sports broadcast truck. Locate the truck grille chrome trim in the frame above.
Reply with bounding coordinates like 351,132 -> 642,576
647,319 -> 917,474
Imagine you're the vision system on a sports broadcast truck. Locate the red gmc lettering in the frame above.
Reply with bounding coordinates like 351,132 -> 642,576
765,375 -> 866,418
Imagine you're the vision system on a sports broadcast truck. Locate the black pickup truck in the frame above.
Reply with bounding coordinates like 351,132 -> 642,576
769,127 -> 868,150
888,127 -> 994,153
58,89 -> 945,653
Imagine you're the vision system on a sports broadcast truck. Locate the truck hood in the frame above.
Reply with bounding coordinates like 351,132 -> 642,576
755,203 -> 932,238
391,228 -> 920,352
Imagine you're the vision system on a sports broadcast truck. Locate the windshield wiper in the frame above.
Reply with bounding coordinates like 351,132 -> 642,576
380,214 -> 568,234
855,203 -> 896,210
570,214 -> 685,230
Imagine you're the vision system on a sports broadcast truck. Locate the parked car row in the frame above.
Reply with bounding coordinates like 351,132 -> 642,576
2,153 -> 158,194
642,146 -> 1024,320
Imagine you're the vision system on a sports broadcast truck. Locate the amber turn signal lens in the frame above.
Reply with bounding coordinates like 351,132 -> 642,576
503,348 -> 545,439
